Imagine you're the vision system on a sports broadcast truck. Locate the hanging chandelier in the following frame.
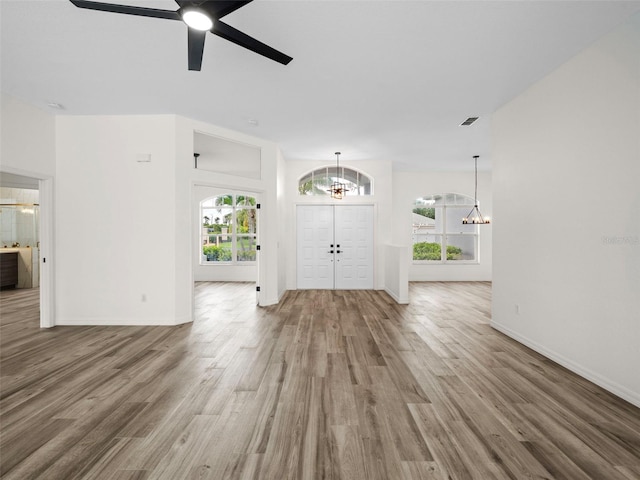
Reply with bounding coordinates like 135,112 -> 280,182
462,155 -> 491,225
327,152 -> 348,199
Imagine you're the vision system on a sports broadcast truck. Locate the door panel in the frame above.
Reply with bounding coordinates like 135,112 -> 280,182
335,206 -> 374,289
296,205 -> 334,289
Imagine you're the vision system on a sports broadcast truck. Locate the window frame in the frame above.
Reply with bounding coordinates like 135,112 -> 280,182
200,194 -> 257,266
412,193 -> 480,265
298,166 -> 373,196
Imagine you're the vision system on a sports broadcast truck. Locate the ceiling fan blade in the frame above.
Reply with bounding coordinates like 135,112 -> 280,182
212,20 -> 292,65
70,0 -> 181,21
199,1 -> 254,20
188,29 -> 207,71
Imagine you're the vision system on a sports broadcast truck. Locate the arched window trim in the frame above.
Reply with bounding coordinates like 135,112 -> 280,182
298,165 -> 374,196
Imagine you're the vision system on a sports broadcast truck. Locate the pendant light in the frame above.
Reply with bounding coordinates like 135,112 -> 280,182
327,152 -> 347,199
462,155 -> 491,224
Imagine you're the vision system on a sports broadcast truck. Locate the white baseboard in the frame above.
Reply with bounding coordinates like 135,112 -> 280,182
56,316 -> 192,327
260,296 -> 280,307
384,287 -> 409,304
491,321 -> 640,408
277,288 -> 288,302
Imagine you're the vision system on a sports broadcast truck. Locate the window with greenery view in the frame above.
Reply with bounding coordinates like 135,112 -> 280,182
298,167 -> 372,196
412,194 -> 478,263
201,194 -> 257,264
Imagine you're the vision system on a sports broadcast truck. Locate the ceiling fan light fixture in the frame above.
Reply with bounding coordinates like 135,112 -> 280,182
68,0 -> 292,70
181,9 -> 213,31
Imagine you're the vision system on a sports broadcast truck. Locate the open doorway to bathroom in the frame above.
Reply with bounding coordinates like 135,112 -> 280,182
0,171 -> 53,328
1,177 -> 40,288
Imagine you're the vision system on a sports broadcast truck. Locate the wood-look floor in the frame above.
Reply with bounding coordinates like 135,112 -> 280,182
1,283 -> 639,480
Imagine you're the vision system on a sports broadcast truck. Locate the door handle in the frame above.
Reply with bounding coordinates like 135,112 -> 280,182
336,250 -> 342,254
329,250 -> 334,254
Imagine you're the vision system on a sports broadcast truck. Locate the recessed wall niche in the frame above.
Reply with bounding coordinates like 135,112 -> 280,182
193,132 -> 261,180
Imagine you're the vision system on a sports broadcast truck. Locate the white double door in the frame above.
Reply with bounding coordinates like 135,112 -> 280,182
297,205 -> 374,290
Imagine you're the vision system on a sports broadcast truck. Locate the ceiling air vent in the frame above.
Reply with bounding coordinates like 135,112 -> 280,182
460,116 -> 479,126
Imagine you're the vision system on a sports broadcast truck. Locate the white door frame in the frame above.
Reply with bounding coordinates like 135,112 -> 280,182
38,178 -> 55,328
191,182 -> 264,306
295,203 -> 376,290
0,168 -> 55,328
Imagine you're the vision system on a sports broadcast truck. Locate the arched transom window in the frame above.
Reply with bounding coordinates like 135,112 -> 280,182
298,167 -> 373,196
412,193 -> 479,263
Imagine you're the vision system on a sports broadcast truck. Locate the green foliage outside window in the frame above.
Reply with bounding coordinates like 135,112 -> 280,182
237,250 -> 256,261
202,194 -> 257,264
412,207 -> 435,219
202,245 -> 232,262
205,225 -> 224,233
413,242 -> 462,261
298,179 -> 332,196
299,180 -> 313,195
216,195 -> 233,206
236,195 -> 256,206
236,208 -> 256,234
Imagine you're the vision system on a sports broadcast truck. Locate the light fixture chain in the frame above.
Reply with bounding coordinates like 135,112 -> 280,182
474,155 -> 478,205
463,155 -> 490,225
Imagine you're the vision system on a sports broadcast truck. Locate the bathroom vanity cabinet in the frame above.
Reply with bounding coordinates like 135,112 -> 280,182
0,251 -> 19,289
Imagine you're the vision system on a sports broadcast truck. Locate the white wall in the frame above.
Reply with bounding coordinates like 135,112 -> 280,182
51,113 -> 281,326
277,149 -> 288,300
284,158 -> 393,290
55,115 -> 182,325
194,131 -> 261,180
393,171 -> 493,281
1,94 -> 56,178
384,244 -> 409,303
491,16 -> 640,406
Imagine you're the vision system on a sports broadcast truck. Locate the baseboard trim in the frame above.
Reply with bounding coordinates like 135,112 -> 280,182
384,287 -> 409,304
56,316 -> 191,327
260,296 -> 279,307
491,320 -> 640,408
278,288 -> 287,302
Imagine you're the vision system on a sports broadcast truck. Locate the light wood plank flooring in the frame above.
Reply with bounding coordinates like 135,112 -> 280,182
1,282 -> 639,479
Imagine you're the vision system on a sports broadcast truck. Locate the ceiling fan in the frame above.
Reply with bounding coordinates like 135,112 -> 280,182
69,0 -> 293,71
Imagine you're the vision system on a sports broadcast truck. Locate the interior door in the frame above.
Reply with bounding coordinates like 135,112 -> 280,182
296,205 -> 374,290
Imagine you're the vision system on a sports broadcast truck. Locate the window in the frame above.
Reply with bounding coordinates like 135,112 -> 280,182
412,194 -> 478,263
298,167 -> 372,196
201,194 -> 257,264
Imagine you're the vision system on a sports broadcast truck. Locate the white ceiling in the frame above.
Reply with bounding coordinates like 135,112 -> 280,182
2,0 -> 640,172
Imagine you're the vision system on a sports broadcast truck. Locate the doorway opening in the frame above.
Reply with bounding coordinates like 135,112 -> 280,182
193,185 -> 261,306
0,171 -> 53,328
